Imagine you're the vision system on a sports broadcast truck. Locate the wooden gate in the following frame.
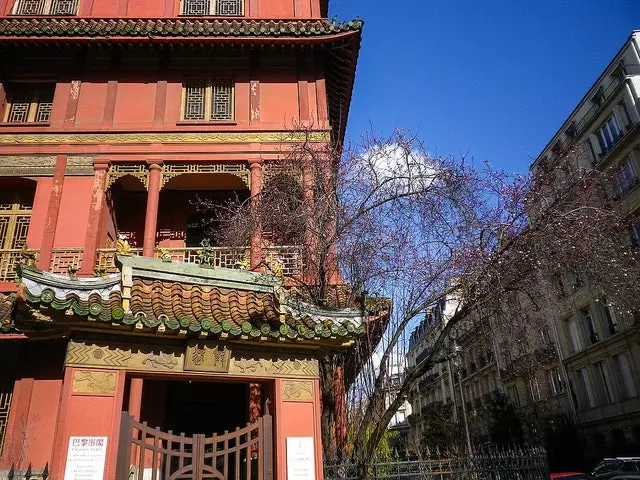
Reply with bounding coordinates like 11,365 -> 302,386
116,409 -> 273,480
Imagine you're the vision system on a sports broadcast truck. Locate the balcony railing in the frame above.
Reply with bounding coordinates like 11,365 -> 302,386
0,248 -> 84,281
0,245 -> 304,282
95,245 -> 303,275
96,247 -> 250,274
0,249 -> 22,282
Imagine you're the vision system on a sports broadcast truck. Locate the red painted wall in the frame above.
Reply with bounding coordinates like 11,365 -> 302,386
114,82 -> 156,126
126,0 -> 165,17
53,177 -> 94,248
51,368 -> 126,480
1,0 -> 326,18
274,379 -> 323,480
260,74 -> 300,126
25,178 -> 53,250
0,341 -> 65,471
75,82 -> 108,126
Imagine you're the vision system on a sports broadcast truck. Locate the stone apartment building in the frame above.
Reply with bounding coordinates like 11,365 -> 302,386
530,29 -> 640,460
407,30 -> 640,467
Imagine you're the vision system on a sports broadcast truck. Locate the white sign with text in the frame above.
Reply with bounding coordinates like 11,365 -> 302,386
64,436 -> 108,480
286,436 -> 315,480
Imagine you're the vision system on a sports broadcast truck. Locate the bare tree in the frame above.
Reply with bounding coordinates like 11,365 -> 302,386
196,130 -> 640,462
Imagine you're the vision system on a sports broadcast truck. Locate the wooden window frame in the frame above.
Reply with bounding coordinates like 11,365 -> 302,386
2,81 -> 55,124
179,0 -> 244,16
180,78 -> 235,122
12,0 -> 80,15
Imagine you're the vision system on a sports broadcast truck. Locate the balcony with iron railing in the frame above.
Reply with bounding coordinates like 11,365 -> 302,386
0,244 -> 304,283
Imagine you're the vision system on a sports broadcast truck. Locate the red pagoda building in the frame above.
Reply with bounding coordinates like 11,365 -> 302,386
0,0 -> 363,477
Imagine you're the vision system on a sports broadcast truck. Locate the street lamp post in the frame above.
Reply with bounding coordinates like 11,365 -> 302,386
451,342 -> 473,454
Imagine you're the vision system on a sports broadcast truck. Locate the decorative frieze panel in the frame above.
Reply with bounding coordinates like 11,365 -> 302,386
282,379 -> 314,400
184,340 -> 231,373
0,156 -> 95,177
65,340 -> 319,379
162,163 -> 250,188
106,163 -> 148,189
0,131 -> 331,145
0,156 -> 56,176
71,370 -> 117,395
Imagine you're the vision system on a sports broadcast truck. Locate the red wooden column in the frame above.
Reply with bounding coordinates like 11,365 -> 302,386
142,162 -> 162,257
37,155 -> 67,271
79,160 -> 109,276
249,158 -> 263,269
128,378 -> 144,421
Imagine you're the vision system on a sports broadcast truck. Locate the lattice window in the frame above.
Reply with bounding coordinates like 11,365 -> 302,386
0,193 -> 33,250
3,83 -> 54,123
182,78 -> 234,121
215,0 -> 243,16
13,0 -> 79,15
211,78 -> 234,120
0,382 -> 13,456
181,0 -> 244,16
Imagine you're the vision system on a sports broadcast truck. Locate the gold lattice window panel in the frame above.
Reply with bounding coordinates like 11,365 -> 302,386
180,0 -> 243,16
0,191 -> 33,250
12,0 -> 79,15
181,78 -> 235,121
3,83 -> 54,123
162,162 -> 250,188
0,381 -> 12,456
106,163 -> 149,189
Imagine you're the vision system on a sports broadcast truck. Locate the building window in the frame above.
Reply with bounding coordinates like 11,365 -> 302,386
594,361 -> 614,404
596,114 -> 623,156
613,158 -> 638,197
577,368 -> 596,409
3,83 -> 54,123
182,78 -> 234,121
602,298 -> 619,336
581,308 -> 599,345
0,191 -> 33,250
613,353 -> 638,399
12,0 -> 79,15
630,218 -> 640,248
181,0 -> 244,16
548,368 -> 566,396
566,317 -> 582,354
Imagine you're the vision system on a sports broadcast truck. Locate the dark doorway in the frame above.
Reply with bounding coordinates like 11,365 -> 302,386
140,379 -> 250,435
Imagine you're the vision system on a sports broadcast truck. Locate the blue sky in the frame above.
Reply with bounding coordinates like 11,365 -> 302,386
329,0 -> 639,174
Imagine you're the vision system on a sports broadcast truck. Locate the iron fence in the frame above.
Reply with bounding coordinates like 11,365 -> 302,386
324,447 -> 548,480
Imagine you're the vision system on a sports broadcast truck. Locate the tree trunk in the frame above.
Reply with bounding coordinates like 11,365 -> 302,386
320,355 -> 338,462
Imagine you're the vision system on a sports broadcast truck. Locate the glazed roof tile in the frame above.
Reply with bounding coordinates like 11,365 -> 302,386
0,293 -> 16,333
0,18 -> 362,40
16,256 -> 367,344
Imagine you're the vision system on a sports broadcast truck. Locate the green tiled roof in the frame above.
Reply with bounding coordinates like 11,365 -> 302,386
0,18 -> 363,40
16,257 -> 367,345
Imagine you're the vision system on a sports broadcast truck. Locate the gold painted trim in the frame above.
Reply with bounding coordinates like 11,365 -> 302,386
0,131 -> 331,145
65,340 -> 320,379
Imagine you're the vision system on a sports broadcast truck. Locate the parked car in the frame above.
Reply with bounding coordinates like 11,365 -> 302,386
551,473 -> 594,479
592,458 -> 640,479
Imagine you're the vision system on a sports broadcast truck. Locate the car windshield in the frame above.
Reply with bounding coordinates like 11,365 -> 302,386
594,461 -> 624,474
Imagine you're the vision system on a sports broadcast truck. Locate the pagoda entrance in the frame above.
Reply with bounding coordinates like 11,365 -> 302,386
117,378 -> 273,480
